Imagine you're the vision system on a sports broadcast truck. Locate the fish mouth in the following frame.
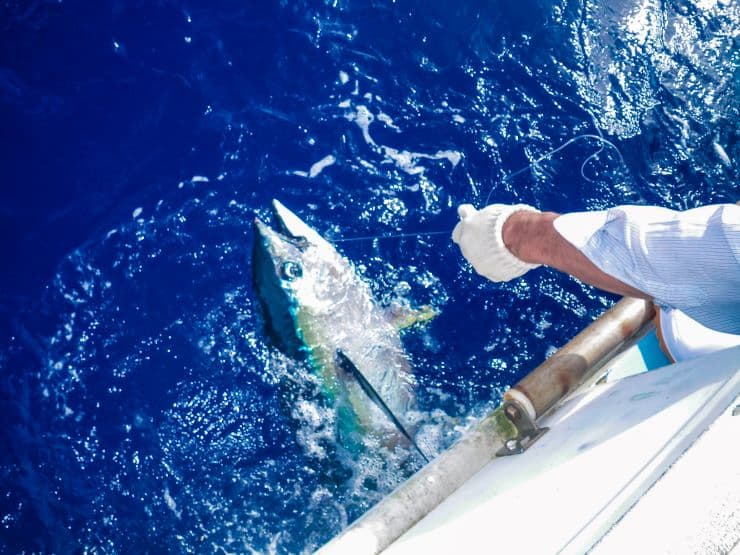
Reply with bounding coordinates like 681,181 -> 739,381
270,199 -> 325,246
253,216 -> 270,236
253,201 -> 322,264
253,216 -> 284,252
254,199 -> 332,254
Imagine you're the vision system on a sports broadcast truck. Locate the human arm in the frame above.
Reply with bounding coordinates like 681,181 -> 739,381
450,203 -> 644,297
501,210 -> 650,299
453,203 -> 740,334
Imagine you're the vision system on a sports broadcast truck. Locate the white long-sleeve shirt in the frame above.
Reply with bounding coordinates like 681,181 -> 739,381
553,204 -> 740,335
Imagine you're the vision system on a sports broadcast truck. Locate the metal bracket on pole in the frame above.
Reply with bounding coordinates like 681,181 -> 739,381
496,400 -> 549,457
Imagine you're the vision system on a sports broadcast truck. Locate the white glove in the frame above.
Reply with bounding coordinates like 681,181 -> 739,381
452,203 -> 541,282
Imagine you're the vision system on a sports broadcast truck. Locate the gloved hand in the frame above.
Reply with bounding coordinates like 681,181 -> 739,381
452,203 -> 541,282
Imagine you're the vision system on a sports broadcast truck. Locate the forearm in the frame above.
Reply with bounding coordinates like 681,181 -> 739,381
502,211 -> 651,300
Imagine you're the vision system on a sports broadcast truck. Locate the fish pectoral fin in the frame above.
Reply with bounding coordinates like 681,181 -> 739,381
386,303 -> 438,330
335,349 -> 429,464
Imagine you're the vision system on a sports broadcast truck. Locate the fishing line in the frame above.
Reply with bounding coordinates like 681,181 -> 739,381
333,230 -> 450,243
486,133 -> 625,204
334,132 -> 625,244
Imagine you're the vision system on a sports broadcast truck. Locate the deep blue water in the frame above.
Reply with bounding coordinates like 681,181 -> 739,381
1,1 -> 737,553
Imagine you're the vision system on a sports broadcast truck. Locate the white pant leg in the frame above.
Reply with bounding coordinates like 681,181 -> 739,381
658,307 -> 740,363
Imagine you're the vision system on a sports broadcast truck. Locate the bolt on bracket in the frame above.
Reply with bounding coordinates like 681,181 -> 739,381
496,400 -> 549,457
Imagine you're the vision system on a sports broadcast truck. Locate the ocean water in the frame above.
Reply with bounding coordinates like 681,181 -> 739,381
1,1 -> 737,553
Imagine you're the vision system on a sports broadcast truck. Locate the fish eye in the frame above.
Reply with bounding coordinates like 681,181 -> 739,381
280,261 -> 303,281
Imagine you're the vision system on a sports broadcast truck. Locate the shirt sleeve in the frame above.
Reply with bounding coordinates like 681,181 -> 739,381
553,204 -> 740,335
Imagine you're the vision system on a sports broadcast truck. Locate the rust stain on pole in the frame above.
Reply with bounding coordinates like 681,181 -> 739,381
506,298 -> 655,418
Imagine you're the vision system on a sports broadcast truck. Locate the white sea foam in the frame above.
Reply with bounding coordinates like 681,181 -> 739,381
344,103 -> 462,176
308,154 -> 336,177
376,111 -> 399,131
164,486 -> 182,519
713,142 -> 731,167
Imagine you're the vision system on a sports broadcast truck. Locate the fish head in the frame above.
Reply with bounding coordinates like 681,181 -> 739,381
252,200 -> 349,357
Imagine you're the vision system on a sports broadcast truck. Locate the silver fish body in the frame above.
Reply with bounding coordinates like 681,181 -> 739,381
253,200 -> 416,439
